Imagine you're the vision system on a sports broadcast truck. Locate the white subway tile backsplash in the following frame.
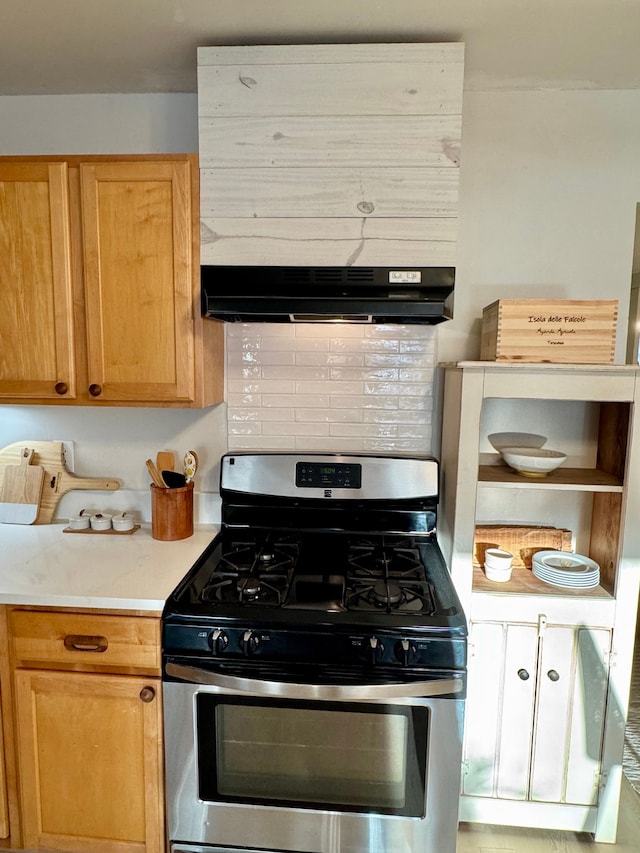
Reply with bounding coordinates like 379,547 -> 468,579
263,365 -> 330,381
263,422 -> 330,436
262,394 -> 331,408
330,367 -> 399,382
228,379 -> 295,394
296,408 -> 364,423
226,323 -> 438,454
226,393 -> 262,407
364,382 -> 427,397
299,380 -> 363,396
364,409 -> 431,424
329,395 -> 401,410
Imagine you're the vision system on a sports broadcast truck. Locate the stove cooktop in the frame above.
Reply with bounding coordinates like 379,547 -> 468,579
164,529 -> 463,631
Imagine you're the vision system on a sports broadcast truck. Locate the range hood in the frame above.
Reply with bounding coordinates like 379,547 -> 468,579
201,266 -> 455,324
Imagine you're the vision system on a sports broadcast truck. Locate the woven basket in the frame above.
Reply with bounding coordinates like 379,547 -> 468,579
474,525 -> 572,569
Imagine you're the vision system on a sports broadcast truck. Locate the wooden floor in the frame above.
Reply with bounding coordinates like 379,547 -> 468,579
457,777 -> 640,851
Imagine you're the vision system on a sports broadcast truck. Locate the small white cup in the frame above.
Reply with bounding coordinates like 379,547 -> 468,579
484,548 -> 514,570
68,514 -> 90,530
90,513 -> 112,531
484,563 -> 513,582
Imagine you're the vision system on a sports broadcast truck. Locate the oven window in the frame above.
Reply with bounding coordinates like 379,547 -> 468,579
196,696 -> 428,817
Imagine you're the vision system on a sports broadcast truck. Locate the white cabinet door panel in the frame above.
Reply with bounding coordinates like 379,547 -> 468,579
565,628 -> 610,805
462,622 -> 505,797
530,625 -> 575,802
495,624 -> 538,800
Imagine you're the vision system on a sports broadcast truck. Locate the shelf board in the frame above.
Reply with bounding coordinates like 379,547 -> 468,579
472,565 -> 613,598
478,465 -> 623,492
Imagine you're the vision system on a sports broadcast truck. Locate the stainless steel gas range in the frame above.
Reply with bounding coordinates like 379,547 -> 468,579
162,452 -> 467,853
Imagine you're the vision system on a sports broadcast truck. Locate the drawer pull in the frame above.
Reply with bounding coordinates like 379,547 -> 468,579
139,686 -> 156,703
63,634 -> 108,653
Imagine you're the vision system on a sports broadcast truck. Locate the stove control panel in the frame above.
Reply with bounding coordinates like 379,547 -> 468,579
295,461 -> 362,489
166,623 -> 466,670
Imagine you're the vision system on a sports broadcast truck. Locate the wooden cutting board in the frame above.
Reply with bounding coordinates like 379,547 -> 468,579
0,441 -> 120,525
0,447 -> 45,524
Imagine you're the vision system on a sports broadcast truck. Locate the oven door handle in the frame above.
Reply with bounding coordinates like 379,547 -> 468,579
165,662 -> 463,700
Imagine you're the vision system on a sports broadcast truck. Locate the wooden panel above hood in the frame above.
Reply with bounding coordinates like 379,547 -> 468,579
197,43 -> 464,269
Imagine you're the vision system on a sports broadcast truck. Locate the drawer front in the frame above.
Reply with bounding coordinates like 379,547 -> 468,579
9,610 -> 161,674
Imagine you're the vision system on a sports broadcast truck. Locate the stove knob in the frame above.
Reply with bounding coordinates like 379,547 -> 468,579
209,628 -> 229,656
241,629 -> 260,656
368,636 -> 385,664
395,639 -> 417,667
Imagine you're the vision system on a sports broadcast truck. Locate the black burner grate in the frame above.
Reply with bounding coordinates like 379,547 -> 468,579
345,538 -> 436,614
199,537 -> 299,606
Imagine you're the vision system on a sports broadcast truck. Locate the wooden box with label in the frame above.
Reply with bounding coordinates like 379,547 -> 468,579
480,299 -> 618,363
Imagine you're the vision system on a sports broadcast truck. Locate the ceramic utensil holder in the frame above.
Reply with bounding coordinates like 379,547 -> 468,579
151,481 -> 194,541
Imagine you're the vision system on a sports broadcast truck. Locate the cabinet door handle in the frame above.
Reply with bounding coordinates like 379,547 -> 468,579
63,634 -> 108,653
517,668 -> 530,681
547,669 -> 560,682
139,686 -> 156,703
88,383 -> 102,397
54,382 -> 68,395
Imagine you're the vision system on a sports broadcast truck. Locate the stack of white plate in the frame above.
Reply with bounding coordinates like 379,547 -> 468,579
532,550 -> 600,589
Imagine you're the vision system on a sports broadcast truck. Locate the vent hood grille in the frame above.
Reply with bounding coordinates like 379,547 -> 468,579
201,266 -> 455,324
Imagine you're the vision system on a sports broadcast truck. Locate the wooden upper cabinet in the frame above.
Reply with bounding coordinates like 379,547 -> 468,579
0,154 -> 223,408
0,162 -> 76,399
198,43 -> 464,267
80,161 -> 197,403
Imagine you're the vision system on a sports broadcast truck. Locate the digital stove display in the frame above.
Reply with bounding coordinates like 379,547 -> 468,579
296,461 -> 362,489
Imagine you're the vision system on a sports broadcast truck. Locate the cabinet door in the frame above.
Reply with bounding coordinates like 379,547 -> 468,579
81,161 -> 196,403
14,668 -> 164,853
531,626 -> 610,805
462,621 -> 538,798
0,162 -> 75,399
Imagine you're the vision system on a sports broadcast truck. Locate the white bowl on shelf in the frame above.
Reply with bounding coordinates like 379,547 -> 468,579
488,432 -> 547,452
500,446 -> 567,478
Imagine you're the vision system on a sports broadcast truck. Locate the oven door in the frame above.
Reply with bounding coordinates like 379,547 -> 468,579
163,663 -> 465,853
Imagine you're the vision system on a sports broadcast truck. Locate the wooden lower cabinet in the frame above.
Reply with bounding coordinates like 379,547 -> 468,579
9,609 -> 165,852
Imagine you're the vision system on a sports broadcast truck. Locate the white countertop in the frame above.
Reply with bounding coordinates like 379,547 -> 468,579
0,523 -> 218,612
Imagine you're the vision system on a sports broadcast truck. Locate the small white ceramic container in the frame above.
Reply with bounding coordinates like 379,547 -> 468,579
68,514 -> 90,530
112,512 -> 136,532
90,513 -> 112,531
484,548 -> 514,570
484,563 -> 513,582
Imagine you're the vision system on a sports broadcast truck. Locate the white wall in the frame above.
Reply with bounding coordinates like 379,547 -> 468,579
2,88 -> 640,520
442,89 -> 640,364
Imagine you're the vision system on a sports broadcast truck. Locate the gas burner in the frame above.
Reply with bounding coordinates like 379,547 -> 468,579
373,581 -> 403,607
346,577 -> 436,614
201,569 -> 290,606
218,538 -> 299,576
237,575 -> 262,598
197,535 -> 298,607
347,538 -> 423,582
